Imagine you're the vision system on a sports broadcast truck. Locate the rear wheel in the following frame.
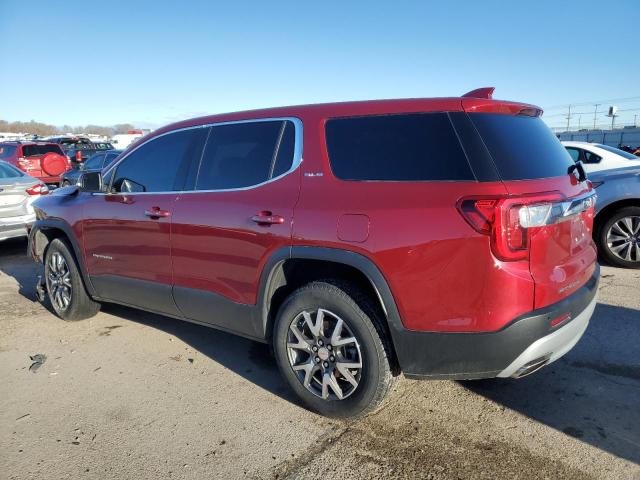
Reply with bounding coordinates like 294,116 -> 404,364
273,281 -> 394,418
598,206 -> 640,269
44,238 -> 100,320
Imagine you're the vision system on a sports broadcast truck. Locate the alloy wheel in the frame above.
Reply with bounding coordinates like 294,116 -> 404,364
607,216 -> 640,263
47,252 -> 72,311
286,308 -> 363,400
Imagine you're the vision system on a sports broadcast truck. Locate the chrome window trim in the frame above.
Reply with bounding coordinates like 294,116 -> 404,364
96,117 -> 303,196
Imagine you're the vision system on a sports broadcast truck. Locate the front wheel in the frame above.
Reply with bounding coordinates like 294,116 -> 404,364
598,206 -> 640,269
273,281 -> 394,418
44,238 -> 101,320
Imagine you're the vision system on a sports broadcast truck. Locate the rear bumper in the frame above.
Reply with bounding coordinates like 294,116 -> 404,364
394,264 -> 599,380
0,213 -> 35,241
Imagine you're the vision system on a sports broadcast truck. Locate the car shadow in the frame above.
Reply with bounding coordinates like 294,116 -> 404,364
461,302 -> 640,465
0,237 -> 298,406
0,237 -> 41,301
99,302 -> 300,405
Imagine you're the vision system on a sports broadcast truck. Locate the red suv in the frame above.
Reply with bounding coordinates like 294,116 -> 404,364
28,88 -> 598,417
0,141 -> 71,184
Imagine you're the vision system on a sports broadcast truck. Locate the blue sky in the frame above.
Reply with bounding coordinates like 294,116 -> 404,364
1,0 -> 638,130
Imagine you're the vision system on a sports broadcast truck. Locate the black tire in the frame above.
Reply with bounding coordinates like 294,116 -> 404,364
273,281 -> 394,418
44,238 -> 101,320
597,206 -> 640,269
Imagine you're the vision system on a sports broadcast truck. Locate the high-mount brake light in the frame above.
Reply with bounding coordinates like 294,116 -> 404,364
458,192 -> 596,262
517,107 -> 543,117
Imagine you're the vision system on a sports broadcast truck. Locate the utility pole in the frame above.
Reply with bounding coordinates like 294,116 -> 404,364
566,105 -> 572,132
593,104 -> 600,129
578,116 -> 581,130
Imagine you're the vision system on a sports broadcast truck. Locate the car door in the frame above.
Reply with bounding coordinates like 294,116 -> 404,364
82,127 -> 207,315
170,119 -> 302,338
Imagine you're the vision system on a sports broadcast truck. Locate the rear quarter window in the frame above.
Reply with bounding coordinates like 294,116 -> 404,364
470,114 -> 574,180
325,113 -> 475,181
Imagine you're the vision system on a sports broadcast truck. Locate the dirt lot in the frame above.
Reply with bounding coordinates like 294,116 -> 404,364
0,237 -> 638,480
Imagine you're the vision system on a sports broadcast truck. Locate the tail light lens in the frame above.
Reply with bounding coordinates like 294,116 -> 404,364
75,151 -> 83,162
457,192 -> 593,261
26,184 -> 49,196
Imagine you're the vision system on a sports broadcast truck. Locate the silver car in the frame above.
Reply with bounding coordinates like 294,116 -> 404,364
0,160 -> 48,242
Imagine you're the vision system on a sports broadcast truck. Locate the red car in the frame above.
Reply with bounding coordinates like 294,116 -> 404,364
28,88 -> 598,417
0,141 -> 71,184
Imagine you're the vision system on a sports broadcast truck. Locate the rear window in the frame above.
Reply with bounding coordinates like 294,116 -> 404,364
470,114 -> 574,180
595,144 -> 639,160
326,113 -> 474,181
0,145 -> 17,159
22,144 -> 64,157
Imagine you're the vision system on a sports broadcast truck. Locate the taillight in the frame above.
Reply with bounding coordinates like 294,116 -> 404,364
17,157 -> 30,169
26,184 -> 49,196
75,151 -> 83,162
458,193 -> 566,262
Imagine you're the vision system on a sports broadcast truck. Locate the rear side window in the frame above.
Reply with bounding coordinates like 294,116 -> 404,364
325,113 -> 474,181
0,145 -> 17,158
111,129 -> 206,193
22,145 -> 63,157
196,120 -> 296,190
470,114 -> 574,180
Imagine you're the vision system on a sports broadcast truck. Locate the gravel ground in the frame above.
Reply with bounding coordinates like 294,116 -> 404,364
0,237 -> 638,479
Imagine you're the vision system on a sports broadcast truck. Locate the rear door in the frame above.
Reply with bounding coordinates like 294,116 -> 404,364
82,127 -> 207,315
170,119 -> 301,338
469,113 -> 597,308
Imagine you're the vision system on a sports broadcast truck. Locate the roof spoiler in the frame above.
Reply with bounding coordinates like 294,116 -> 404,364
462,87 -> 495,99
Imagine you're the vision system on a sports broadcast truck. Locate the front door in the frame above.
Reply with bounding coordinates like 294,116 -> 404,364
171,119 -> 301,338
82,127 -> 207,315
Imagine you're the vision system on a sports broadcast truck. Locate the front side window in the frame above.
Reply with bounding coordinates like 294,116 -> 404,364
565,147 -> 580,162
325,113 -> 474,181
196,120 -> 296,190
111,128 -> 205,193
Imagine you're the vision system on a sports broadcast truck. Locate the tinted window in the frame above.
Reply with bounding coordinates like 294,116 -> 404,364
566,147 -> 580,162
0,161 -> 23,178
83,154 -> 104,170
272,121 -> 295,178
583,150 -> 601,164
196,120 -> 293,190
470,114 -> 574,180
111,129 -> 205,193
104,152 -> 120,167
325,113 -> 474,181
22,145 -> 63,157
0,145 -> 17,159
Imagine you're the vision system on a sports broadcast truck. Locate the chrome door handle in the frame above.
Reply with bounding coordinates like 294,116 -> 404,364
144,208 -> 171,219
251,211 -> 284,225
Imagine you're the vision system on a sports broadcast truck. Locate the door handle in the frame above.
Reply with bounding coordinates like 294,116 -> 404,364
251,211 -> 285,225
144,207 -> 171,219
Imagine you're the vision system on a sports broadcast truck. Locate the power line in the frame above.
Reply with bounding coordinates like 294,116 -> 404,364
543,95 -> 640,110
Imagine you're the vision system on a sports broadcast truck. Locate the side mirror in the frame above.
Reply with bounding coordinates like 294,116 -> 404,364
79,171 -> 103,192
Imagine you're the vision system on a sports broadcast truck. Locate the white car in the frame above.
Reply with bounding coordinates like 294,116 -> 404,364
0,160 -> 48,242
562,141 -> 640,173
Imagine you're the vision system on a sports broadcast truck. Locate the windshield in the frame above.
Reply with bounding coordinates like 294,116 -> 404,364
595,144 -> 639,160
0,161 -> 24,178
